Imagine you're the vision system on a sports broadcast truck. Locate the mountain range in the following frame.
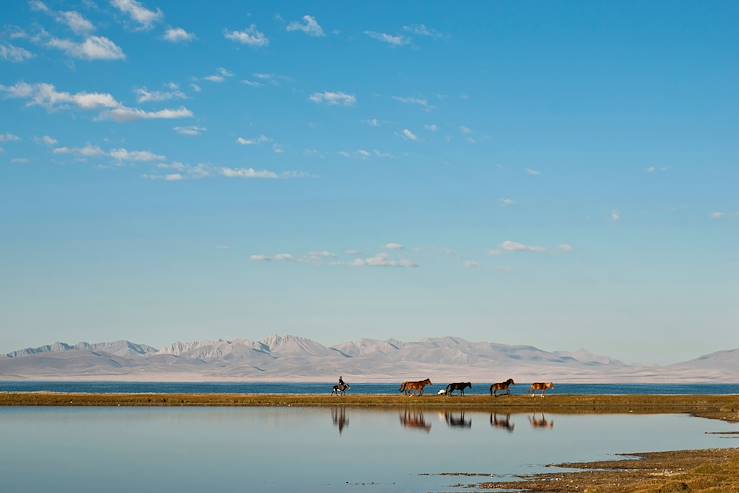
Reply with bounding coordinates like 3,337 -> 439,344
0,335 -> 736,383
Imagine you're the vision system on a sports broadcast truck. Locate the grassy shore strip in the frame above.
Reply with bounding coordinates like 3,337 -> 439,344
1,393 -> 738,421
477,448 -> 739,492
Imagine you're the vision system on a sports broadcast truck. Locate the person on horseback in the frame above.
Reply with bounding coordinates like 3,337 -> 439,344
338,376 -> 345,387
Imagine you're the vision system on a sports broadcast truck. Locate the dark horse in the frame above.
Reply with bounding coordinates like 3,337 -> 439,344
490,412 -> 515,433
331,383 -> 350,396
399,378 -> 432,396
445,382 -> 472,396
490,378 -> 515,397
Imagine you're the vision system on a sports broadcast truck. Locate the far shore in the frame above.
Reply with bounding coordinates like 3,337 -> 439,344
2,393 -> 738,423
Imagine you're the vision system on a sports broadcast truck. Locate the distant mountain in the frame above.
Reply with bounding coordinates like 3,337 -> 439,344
1,335 -> 737,383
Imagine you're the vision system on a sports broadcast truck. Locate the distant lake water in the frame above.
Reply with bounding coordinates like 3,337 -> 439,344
1,407 -> 737,493
1,381 -> 738,395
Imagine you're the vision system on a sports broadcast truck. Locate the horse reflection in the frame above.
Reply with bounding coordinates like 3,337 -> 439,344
330,407 -> 349,434
528,412 -> 554,429
490,412 -> 515,433
444,410 -> 472,429
399,409 -> 431,433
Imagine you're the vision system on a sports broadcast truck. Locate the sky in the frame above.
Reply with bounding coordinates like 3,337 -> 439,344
1,0 -> 738,364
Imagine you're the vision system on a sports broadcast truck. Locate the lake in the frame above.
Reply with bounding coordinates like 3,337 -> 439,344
1,407 -> 736,493
2,381 -> 739,395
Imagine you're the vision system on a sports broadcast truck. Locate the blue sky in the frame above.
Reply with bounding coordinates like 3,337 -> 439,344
1,0 -> 738,364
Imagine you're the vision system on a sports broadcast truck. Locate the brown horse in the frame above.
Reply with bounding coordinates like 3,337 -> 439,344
529,382 -> 555,397
399,378 -> 432,396
444,410 -> 472,428
490,378 -> 515,397
445,382 -> 471,396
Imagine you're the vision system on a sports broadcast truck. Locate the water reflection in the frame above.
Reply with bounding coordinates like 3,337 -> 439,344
399,409 -> 431,432
490,412 -> 515,433
443,410 -> 472,429
330,407 -> 349,434
529,413 -> 554,430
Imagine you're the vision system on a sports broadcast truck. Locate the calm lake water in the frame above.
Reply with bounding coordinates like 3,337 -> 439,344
0,407 -> 736,493
2,381 -> 739,395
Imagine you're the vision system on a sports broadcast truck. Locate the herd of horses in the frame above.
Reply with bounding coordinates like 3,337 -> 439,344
398,378 -> 555,397
332,378 -> 555,397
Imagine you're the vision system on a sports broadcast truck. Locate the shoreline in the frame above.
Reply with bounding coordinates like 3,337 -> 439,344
476,447 -> 739,492
1,393 -> 738,422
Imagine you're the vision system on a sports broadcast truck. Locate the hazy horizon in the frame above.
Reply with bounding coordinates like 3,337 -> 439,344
1,1 -> 738,366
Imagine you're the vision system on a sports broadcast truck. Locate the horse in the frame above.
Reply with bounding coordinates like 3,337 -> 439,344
490,412 -> 515,433
331,383 -> 350,396
445,382 -> 472,396
529,382 -> 554,397
399,378 -> 432,396
490,378 -> 515,397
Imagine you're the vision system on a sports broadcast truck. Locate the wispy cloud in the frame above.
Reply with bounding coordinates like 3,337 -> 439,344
173,125 -> 205,136
611,209 -> 621,222
0,133 -> 21,142
286,15 -> 324,37
364,31 -> 409,46
353,252 -> 418,268
402,24 -> 444,39
463,260 -> 480,269
30,1 -> 95,35
110,0 -> 163,30
224,25 -> 269,47
110,148 -> 165,161
163,27 -> 195,43
0,43 -> 34,62
384,242 -> 403,250
392,96 -> 432,110
53,144 -> 105,157
203,67 -> 233,83
102,106 -> 193,122
499,197 -> 514,207
309,91 -> 356,106
645,165 -> 670,174
525,168 -> 541,176
135,85 -> 186,103
490,240 -> 546,255
424,124 -> 439,132
47,36 -> 125,60
399,128 -> 417,141
35,135 -> 57,145
236,135 -> 270,145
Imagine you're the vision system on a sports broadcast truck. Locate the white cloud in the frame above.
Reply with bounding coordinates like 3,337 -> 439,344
366,118 -> 380,127
53,144 -> 105,157
611,209 -> 621,222
558,243 -> 574,253
286,15 -> 324,37
710,212 -> 724,220
236,135 -> 270,145
525,168 -> 541,176
11,157 -> 30,165
109,148 -> 165,161
163,27 -> 195,43
203,67 -> 233,83
499,197 -> 514,207
173,125 -> 205,136
424,124 -> 439,132
400,128 -> 417,141
490,240 -> 546,255
364,31 -> 409,46
307,250 -> 335,259
646,165 -> 669,174
250,254 -> 271,262
0,133 -> 21,142
0,43 -> 34,62
460,126 -> 472,135
48,36 -> 125,60
463,260 -> 480,269
221,167 -> 279,179
402,24 -> 444,38
35,135 -> 57,145
384,242 -> 403,250
110,0 -> 163,29
135,86 -> 186,103
165,173 -> 183,181
392,96 -> 431,110
57,11 -> 95,34
309,91 -> 356,106
224,25 -> 269,47
353,252 -> 418,268
0,82 -> 121,110
102,106 -> 193,122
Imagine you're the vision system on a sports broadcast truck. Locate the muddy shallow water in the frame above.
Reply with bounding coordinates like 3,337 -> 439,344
1,407 -> 736,492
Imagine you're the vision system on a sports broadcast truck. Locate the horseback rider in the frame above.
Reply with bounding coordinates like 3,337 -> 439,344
338,376 -> 345,387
